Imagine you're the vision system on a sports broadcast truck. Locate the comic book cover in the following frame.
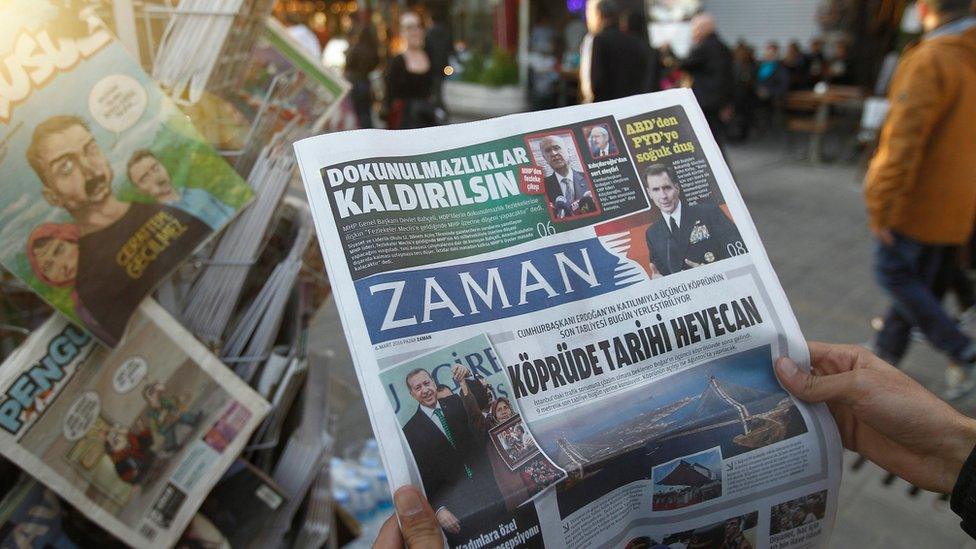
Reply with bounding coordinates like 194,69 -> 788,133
0,2 -> 254,347
0,300 -> 270,548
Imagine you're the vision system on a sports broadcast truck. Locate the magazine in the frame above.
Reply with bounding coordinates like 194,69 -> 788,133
0,300 -> 270,547
234,17 -> 350,135
0,3 -> 254,346
295,90 -> 843,548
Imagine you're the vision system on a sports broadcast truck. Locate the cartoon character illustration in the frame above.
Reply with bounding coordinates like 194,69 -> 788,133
142,381 -> 203,453
25,223 -> 118,344
101,420 -> 156,485
127,150 -> 234,230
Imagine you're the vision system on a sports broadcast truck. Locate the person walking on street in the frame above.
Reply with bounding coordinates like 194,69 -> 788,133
345,21 -> 380,129
680,12 -> 734,146
384,12 -> 438,129
864,0 -> 976,398
587,0 -> 650,102
424,9 -> 455,109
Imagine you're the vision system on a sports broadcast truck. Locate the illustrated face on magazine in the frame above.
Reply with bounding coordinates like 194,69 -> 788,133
28,223 -> 80,287
128,152 -> 177,202
32,119 -> 115,214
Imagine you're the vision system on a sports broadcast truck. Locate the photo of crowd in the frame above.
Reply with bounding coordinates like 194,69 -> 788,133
770,490 -> 827,535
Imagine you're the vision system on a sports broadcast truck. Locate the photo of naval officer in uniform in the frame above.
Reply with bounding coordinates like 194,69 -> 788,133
643,164 -> 745,276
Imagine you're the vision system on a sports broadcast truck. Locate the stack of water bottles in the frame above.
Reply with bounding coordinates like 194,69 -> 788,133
331,439 -> 393,525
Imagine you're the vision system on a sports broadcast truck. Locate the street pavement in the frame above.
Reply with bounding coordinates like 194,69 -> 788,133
727,139 -> 976,548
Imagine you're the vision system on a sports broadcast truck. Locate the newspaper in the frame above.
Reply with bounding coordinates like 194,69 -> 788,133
295,90 -> 842,548
0,300 -> 270,547
0,3 -> 254,346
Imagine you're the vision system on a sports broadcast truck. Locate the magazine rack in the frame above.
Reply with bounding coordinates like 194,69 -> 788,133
98,0 -> 280,162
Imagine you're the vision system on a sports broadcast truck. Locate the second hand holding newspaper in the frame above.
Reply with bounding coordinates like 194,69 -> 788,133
295,90 -> 842,548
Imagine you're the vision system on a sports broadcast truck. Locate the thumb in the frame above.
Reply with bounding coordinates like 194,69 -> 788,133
775,356 -> 854,404
393,486 -> 444,548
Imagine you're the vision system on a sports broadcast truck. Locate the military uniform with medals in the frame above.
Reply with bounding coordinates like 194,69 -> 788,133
645,202 -> 745,276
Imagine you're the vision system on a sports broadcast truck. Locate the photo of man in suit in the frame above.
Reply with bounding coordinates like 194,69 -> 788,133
400,365 -> 503,541
539,135 -> 597,219
643,164 -> 745,276
588,125 -> 618,158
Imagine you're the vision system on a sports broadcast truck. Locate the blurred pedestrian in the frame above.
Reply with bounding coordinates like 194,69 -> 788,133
622,9 -> 660,92
783,40 -> 810,90
345,20 -> 380,129
728,42 -> 756,141
807,38 -> 826,83
680,13 -> 734,145
425,9 -> 455,108
864,0 -> 976,398
657,44 -> 686,90
825,39 -> 854,85
755,42 -> 789,102
588,0 -> 650,102
579,2 -> 598,103
384,12 -> 439,129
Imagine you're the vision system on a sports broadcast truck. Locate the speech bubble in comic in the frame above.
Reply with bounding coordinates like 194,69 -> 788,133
62,391 -> 100,441
88,74 -> 147,136
113,356 -> 147,393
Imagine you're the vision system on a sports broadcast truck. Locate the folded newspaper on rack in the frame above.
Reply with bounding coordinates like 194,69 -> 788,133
295,90 -> 842,548
0,300 -> 270,547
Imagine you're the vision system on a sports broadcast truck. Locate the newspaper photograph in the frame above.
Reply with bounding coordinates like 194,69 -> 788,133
0,300 -> 270,547
295,89 -> 843,548
0,3 -> 254,346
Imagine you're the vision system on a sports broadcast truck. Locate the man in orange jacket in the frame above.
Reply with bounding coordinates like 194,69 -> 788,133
865,0 -> 976,398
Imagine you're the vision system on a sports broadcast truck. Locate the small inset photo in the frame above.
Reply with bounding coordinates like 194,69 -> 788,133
770,489 -> 827,535
651,447 -> 723,511
584,123 -> 619,159
660,510 -> 759,549
526,131 -> 600,221
489,414 -> 539,471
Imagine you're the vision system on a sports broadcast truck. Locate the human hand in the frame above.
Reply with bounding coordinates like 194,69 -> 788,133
684,259 -> 702,268
435,507 -> 461,534
775,342 -> 976,493
373,486 -> 445,548
873,227 -> 895,247
451,365 -> 471,384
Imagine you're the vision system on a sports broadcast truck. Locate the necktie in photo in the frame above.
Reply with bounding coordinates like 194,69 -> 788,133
563,178 -> 574,202
667,217 -> 682,273
434,408 -> 473,478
